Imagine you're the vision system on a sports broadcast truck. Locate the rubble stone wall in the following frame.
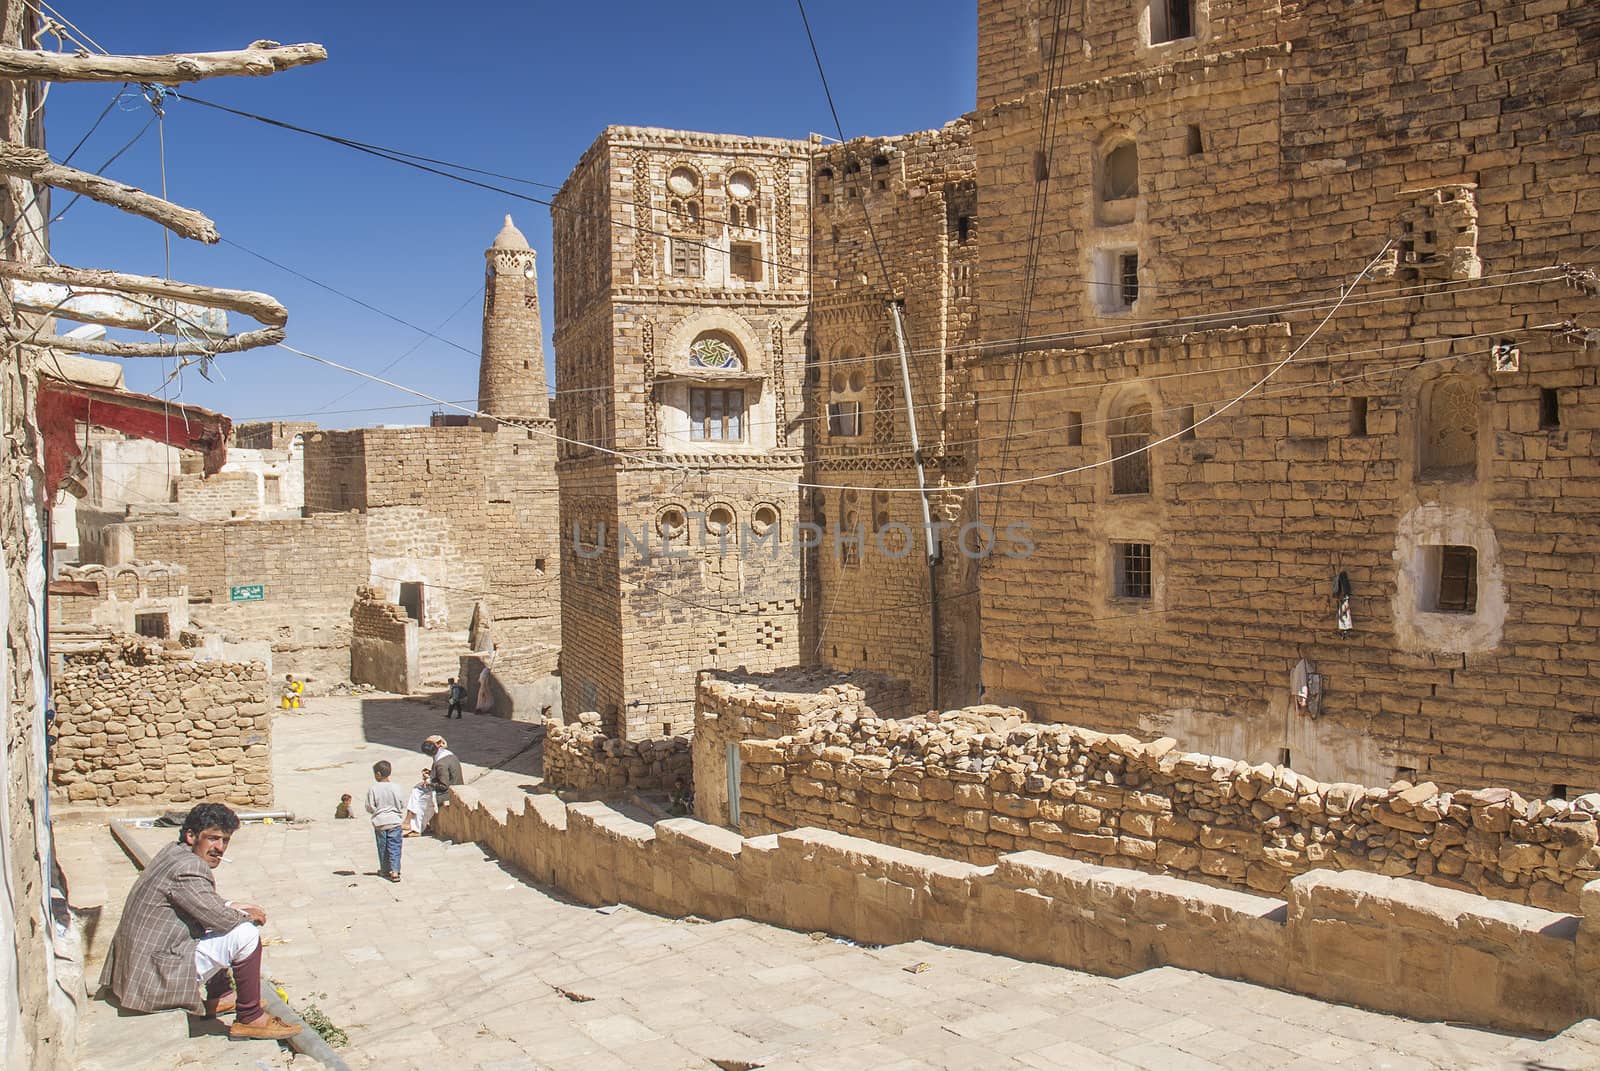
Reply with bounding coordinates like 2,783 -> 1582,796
436,785 -> 1600,1036
729,704 -> 1600,913
543,713 -> 691,795
49,638 -> 271,808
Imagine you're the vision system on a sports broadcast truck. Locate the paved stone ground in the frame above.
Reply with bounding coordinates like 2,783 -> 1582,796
62,696 -> 1600,1070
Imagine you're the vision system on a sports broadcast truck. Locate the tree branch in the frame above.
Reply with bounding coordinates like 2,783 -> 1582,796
0,260 -> 287,326
0,41 -> 327,85
9,325 -> 286,357
0,143 -> 218,242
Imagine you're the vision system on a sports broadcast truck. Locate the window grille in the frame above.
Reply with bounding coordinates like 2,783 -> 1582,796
1115,543 -> 1153,600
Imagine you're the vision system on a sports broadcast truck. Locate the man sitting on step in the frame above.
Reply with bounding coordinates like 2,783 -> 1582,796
98,803 -> 301,1041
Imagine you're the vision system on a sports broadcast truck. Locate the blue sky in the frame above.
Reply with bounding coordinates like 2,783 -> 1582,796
42,1 -> 976,427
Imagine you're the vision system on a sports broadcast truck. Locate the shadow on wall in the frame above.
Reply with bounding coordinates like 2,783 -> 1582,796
357,695 -> 546,781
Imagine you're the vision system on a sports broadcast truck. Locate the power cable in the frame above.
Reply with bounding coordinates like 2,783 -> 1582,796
171,91 -> 816,286
272,263 -> 1546,496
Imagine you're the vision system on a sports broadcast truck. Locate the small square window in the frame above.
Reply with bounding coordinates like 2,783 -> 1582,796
134,612 -> 169,639
1151,0 -> 1195,43
1429,545 -> 1477,613
1066,412 -> 1083,447
1114,542 -> 1153,600
1185,125 -> 1204,156
729,242 -> 762,283
671,239 -> 704,278
1179,405 -> 1197,440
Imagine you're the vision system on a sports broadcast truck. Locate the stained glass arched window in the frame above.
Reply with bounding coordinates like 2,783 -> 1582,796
688,334 -> 743,372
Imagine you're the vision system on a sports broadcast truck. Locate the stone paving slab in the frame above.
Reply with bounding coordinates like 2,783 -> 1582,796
61,696 -> 1600,1071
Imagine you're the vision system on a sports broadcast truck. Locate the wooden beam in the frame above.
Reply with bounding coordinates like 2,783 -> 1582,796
0,143 -> 218,242
0,261 -> 287,326
0,40 -> 327,85
9,325 -> 286,357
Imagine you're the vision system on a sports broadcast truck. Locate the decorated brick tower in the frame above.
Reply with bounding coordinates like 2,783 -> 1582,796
478,215 -> 548,419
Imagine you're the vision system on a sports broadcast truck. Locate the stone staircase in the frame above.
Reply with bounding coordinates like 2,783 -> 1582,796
417,628 -> 469,687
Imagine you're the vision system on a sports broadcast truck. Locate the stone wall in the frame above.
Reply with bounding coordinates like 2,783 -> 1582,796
302,422 -> 561,652
435,785 -> 1600,1036
969,0 -> 1600,796
349,587 -> 417,695
542,713 -> 691,795
699,676 -> 1600,913
108,512 -> 368,606
49,637 -> 271,808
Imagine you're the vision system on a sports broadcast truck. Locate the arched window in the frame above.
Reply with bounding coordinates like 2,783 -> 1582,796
667,166 -> 702,233
728,169 -> 759,229
688,333 -> 744,372
1420,377 -> 1478,478
657,505 -> 689,549
1109,400 -> 1153,494
1102,142 -> 1139,201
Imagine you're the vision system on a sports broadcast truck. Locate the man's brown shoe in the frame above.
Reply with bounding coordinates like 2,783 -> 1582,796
202,992 -> 236,1017
230,1013 -> 303,1040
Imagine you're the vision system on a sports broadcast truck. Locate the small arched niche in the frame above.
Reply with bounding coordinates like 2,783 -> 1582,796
1418,376 -> 1479,481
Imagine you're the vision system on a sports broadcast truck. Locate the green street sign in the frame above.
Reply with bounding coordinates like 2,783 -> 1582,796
229,584 -> 265,603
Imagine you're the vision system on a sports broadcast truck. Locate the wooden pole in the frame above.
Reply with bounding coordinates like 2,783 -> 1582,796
8,325 -> 285,357
0,143 -> 218,242
0,41 -> 326,84
0,260 -> 288,326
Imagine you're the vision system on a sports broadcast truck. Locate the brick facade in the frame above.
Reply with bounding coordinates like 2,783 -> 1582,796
970,0 -> 1600,795
553,129 -> 810,739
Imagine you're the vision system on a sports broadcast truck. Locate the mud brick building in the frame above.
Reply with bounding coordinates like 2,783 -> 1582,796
970,0 -> 1600,795
299,215 -> 561,661
807,124 -> 983,712
553,129 -> 812,738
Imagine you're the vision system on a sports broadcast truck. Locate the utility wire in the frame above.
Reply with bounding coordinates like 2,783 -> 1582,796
275,241 -> 1409,494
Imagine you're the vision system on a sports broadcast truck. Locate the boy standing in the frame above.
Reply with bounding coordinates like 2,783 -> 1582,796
446,677 -> 465,719
364,761 -> 406,883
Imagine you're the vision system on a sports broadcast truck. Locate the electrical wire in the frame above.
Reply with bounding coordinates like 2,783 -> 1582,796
272,259 -> 1546,496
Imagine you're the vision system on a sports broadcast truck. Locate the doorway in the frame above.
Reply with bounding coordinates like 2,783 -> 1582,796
398,582 -> 424,623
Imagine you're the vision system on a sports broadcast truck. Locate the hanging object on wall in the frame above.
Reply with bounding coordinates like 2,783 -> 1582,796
1491,339 -> 1520,374
1290,657 -> 1323,718
1334,570 -> 1354,632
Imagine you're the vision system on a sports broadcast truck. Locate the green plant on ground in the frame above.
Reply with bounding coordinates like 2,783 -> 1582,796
300,1003 -> 349,1048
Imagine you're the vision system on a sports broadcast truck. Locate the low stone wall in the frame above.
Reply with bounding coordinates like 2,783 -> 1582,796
698,683 -> 1600,913
693,669 -> 914,826
543,713 -> 690,795
349,587 -> 416,695
49,636 -> 271,807
435,785 -> 1600,1035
